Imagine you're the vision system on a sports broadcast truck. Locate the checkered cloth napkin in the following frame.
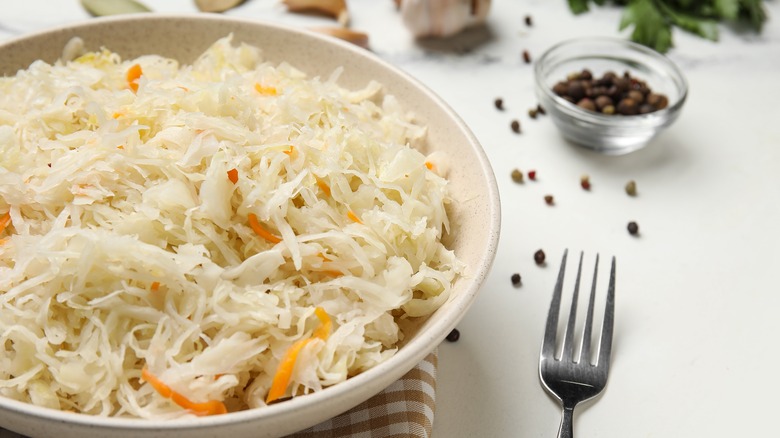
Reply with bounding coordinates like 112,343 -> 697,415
288,350 -> 438,438
0,350 -> 438,438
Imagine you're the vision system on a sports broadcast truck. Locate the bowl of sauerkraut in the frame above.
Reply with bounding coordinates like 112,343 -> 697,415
0,14 -> 499,438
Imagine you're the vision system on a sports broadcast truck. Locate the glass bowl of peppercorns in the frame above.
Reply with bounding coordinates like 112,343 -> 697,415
534,37 -> 687,154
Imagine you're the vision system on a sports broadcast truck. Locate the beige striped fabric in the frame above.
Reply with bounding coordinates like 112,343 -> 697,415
0,350 -> 438,438
288,350 -> 438,438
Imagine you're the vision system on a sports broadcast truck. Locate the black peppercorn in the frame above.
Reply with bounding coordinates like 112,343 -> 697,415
595,95 -> 613,111
446,328 -> 460,342
627,221 -> 639,235
525,15 -> 533,26
522,50 -> 531,64
494,98 -> 504,110
568,81 -> 585,101
534,249 -> 546,265
511,119 -> 521,134
511,273 -> 521,286
544,194 -> 554,205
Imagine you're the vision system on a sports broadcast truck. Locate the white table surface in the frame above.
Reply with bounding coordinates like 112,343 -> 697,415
2,1 -> 780,437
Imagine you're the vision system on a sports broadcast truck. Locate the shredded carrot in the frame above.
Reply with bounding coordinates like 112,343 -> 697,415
425,161 -> 435,171
248,213 -> 282,244
126,64 -> 143,93
347,210 -> 362,224
227,168 -> 239,184
112,112 -> 122,119
254,83 -> 278,95
266,308 -> 331,404
117,145 -> 124,150
283,145 -> 295,156
0,212 -> 11,234
142,367 -> 227,416
150,281 -> 160,291
322,270 -> 343,277
315,178 -> 331,197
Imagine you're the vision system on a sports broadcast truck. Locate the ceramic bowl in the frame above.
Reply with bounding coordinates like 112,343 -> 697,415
534,37 -> 688,155
0,14 -> 500,438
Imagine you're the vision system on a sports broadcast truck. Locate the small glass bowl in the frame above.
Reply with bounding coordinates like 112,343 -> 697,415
534,37 -> 688,155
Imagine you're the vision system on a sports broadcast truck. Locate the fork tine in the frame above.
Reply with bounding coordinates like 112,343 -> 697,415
596,256 -> 617,369
579,254 -> 599,365
560,252 -> 584,362
541,249 -> 568,359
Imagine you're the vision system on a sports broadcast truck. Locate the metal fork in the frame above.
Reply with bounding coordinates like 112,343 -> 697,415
539,250 -> 616,438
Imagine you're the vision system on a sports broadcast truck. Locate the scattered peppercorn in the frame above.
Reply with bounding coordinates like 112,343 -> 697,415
522,50 -> 531,64
544,194 -> 554,205
534,249 -> 546,265
536,104 -> 546,115
528,108 -> 538,119
580,174 -> 591,190
528,170 -> 537,180
494,97 -> 504,111
511,273 -> 521,286
525,15 -> 533,26
511,119 -> 521,134
446,328 -> 460,342
625,180 -> 637,196
511,168 -> 524,183
627,221 -> 639,236
551,69 -> 668,116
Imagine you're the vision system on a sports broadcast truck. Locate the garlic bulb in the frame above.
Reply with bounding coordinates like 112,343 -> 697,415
400,0 -> 491,38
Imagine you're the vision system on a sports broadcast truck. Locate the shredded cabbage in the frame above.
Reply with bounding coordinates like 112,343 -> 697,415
0,36 -> 463,418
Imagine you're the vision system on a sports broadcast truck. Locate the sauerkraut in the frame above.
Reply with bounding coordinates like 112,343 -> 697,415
0,36 -> 463,418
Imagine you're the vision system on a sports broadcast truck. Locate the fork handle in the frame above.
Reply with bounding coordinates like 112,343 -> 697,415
557,406 -> 574,438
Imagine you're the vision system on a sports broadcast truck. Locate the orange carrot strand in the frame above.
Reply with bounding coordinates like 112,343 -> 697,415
150,282 -> 160,292
347,210 -> 362,224
227,168 -> 239,184
266,307 -> 332,404
0,212 -> 11,234
126,64 -> 143,93
142,367 -> 227,416
248,213 -> 282,244
315,178 -> 331,197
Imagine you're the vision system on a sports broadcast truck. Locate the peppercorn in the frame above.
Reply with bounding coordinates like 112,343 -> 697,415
646,93 -> 669,110
602,105 -> 616,115
522,50 -> 531,64
577,98 -> 596,112
595,95 -> 613,111
511,168 -> 524,183
525,15 -> 533,26
544,194 -> 554,205
617,98 -> 638,115
537,104 -> 546,115
446,328 -> 460,342
552,82 -> 568,96
494,98 -> 504,111
625,180 -> 637,196
580,174 -> 591,190
568,81 -> 585,101
580,69 -> 593,80
511,273 -> 521,286
627,221 -> 639,236
534,249 -> 546,265
511,119 -> 521,134
528,108 -> 538,119
627,90 -> 645,104
528,170 -> 537,180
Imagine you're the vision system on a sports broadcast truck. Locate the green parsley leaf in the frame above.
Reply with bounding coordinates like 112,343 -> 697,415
620,0 -> 674,53
568,0 -> 591,14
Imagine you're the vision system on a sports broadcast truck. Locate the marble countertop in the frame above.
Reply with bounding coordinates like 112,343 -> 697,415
2,1 -> 780,437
